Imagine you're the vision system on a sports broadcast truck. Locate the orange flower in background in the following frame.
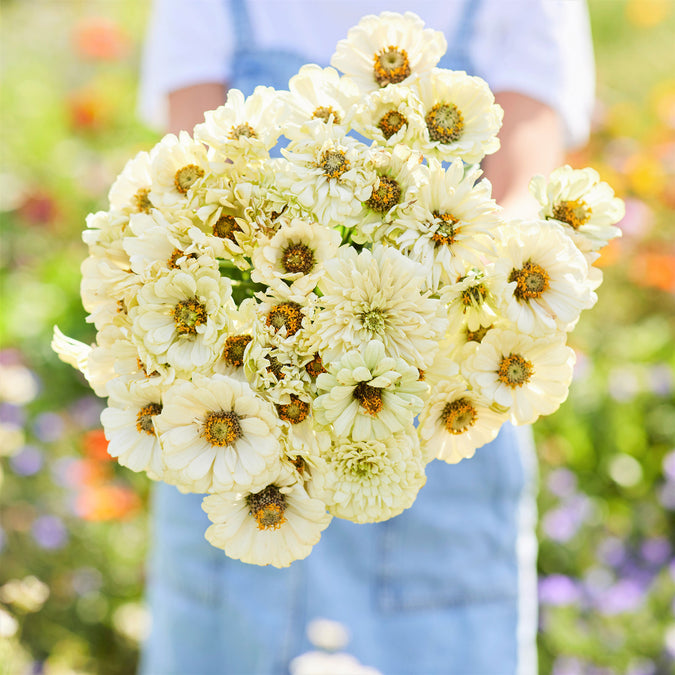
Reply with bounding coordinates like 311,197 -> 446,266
73,16 -> 130,61
68,87 -> 112,132
594,239 -> 622,268
83,429 -> 113,462
629,249 -> 675,293
75,485 -> 141,521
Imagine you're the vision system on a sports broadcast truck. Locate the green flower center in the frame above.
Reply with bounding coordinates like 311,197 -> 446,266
360,309 -> 386,334
246,485 -> 287,530
426,103 -> 464,143
497,353 -> 534,388
320,149 -> 350,179
174,164 -> 204,194
172,297 -> 207,335
202,410 -> 242,447
373,46 -> 411,87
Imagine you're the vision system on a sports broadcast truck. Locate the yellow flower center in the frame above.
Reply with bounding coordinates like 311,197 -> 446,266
360,309 -> 387,334
425,103 -> 464,143
312,106 -> 341,125
497,353 -> 534,388
172,297 -> 207,335
136,402 -> 162,435
281,243 -> 316,274
377,109 -> 408,139
266,302 -> 304,336
320,149 -> 350,179
266,355 -> 285,381
246,485 -> 287,530
460,283 -> 488,307
353,382 -> 384,416
509,261 -> 550,301
167,248 -> 197,269
431,212 -> 460,246
276,395 -> 310,425
213,214 -> 242,242
222,334 -> 252,367
229,122 -> 257,140
465,324 -> 492,343
133,187 -> 153,213
373,46 -> 411,87
366,175 -> 402,214
174,164 -> 204,194
551,199 -> 592,230
440,398 -> 477,434
202,410 -> 242,447
305,353 -> 327,379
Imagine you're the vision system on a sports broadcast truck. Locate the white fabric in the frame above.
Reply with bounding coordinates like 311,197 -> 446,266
139,0 -> 594,148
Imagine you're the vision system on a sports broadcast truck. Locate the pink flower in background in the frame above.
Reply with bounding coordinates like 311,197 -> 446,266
72,17 -> 129,61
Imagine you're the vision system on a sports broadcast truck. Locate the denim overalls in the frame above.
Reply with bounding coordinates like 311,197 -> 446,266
140,2 -> 538,673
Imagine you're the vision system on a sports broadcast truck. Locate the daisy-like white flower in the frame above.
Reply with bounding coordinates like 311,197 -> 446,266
463,328 -> 575,425
253,286 -> 314,353
351,83 -> 426,149
107,150 -> 154,215
101,377 -> 166,480
529,165 -> 625,253
386,159 -> 500,289
313,430 -> 426,523
443,268 -> 501,333
202,464 -> 331,568
418,377 -> 508,464
148,131 -> 209,210
279,121 -> 374,228
492,220 -> 596,335
212,298 -> 257,380
156,373 -> 282,494
313,340 -> 426,442
282,64 -> 359,134
331,11 -> 447,92
194,86 -> 282,163
410,69 -> 503,165
251,217 -> 342,294
129,261 -> 233,375
308,244 -> 447,370
354,145 -> 424,243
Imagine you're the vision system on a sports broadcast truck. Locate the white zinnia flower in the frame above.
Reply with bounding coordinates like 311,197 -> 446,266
419,377 -> 508,464
279,121 -> 374,228
148,131 -> 209,209
101,378 -> 166,480
529,165 -> 625,253
156,373 -> 282,494
313,430 -> 426,523
309,244 -> 448,370
202,465 -> 331,568
108,150 -> 154,215
82,209 -> 128,260
194,87 -> 282,162
492,220 -> 596,335
387,159 -> 500,289
411,69 -> 503,165
313,340 -> 426,442
129,261 -> 233,375
463,328 -> 575,425
331,11 -> 447,92
443,268 -> 501,333
251,217 -> 342,294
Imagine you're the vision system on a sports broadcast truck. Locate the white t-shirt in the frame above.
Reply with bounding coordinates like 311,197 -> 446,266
139,0 -> 595,148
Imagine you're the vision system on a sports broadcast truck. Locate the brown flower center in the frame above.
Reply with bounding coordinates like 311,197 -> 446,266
550,199 -> 592,230
440,398 -> 477,434
281,243 -> 316,274
377,109 -> 408,139
202,410 -> 242,447
366,175 -> 402,214
213,214 -> 242,242
172,297 -> 207,335
465,324 -> 492,343
246,485 -> 287,530
174,164 -> 204,194
497,353 -> 534,388
305,353 -> 327,379
353,382 -> 384,416
426,103 -> 464,143
276,395 -> 310,425
266,302 -> 304,336
373,46 -> 411,87
136,403 -> 162,435
223,334 -> 252,367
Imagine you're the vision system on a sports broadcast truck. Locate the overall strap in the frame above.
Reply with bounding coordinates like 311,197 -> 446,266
439,0 -> 482,73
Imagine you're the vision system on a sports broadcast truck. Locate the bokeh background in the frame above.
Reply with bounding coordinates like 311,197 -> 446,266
1,1 -> 674,673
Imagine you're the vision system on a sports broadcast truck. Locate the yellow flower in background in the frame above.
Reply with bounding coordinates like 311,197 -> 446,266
649,79 -> 675,128
605,101 -> 645,140
625,152 -> 668,199
626,0 -> 672,28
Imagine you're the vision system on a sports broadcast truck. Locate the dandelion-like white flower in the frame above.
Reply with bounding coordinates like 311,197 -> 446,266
101,378 -> 166,480
251,217 -> 341,294
313,430 -> 426,523
202,464 -> 331,568
130,261 -> 233,374
530,165 -> 625,253
156,373 -> 282,494
411,69 -> 503,165
313,340 -> 426,441
387,159 -> 500,289
419,377 -> 508,464
492,220 -> 596,335
309,244 -> 447,370
194,86 -> 282,162
463,328 -> 575,425
331,11 -> 447,92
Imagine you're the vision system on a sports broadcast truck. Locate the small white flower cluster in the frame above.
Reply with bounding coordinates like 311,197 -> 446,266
52,11 -> 624,567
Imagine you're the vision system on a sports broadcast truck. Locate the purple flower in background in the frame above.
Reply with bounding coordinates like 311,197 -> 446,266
663,450 -> 675,481
542,495 -> 592,542
31,515 -> 68,550
0,402 -> 26,426
596,537 -> 627,568
595,578 -> 646,615
10,445 -> 44,476
539,574 -> 582,606
626,658 -> 656,675
640,537 -> 671,566
647,363 -> 673,397
658,482 -> 675,510
33,412 -> 66,443
546,467 -> 578,498
70,396 -> 104,429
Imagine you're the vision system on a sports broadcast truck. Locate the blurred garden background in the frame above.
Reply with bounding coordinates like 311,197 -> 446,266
1,1 -> 674,673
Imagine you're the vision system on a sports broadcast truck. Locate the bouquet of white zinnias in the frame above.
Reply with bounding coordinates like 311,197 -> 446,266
53,12 -> 624,567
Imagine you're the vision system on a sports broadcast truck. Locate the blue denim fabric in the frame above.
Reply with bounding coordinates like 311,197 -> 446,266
140,2 -> 538,672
